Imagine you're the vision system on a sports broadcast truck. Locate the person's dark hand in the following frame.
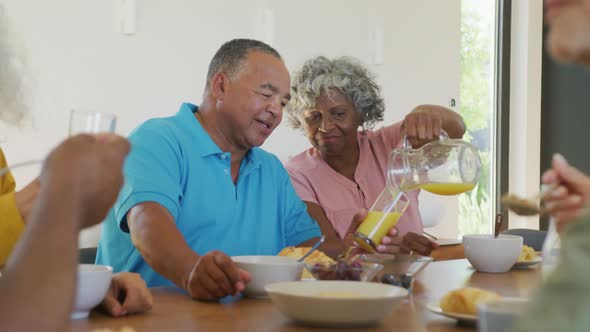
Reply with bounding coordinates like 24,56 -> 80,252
100,272 -> 153,317
185,251 -> 251,301
399,232 -> 439,256
377,228 -> 439,255
375,225 -> 402,254
401,105 -> 446,148
342,209 -> 367,247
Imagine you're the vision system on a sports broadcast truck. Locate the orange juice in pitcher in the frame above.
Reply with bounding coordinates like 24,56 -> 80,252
387,130 -> 482,197
420,182 -> 476,195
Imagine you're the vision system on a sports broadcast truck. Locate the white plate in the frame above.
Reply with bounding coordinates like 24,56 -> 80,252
426,303 -> 477,323
512,256 -> 542,268
435,238 -> 462,246
266,281 -> 408,327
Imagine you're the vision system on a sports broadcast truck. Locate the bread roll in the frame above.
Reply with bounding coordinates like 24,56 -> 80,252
440,287 -> 501,315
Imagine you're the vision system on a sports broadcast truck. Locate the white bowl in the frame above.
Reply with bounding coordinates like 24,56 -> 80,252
463,234 -> 523,273
73,264 -> 113,319
265,281 -> 408,326
478,298 -> 530,332
232,256 -> 304,297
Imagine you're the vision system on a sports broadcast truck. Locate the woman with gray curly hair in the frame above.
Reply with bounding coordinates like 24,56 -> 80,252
285,56 -> 466,256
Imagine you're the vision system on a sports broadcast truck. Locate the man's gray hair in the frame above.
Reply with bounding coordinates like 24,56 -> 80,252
285,56 -> 385,130
205,39 -> 282,90
0,7 -> 28,126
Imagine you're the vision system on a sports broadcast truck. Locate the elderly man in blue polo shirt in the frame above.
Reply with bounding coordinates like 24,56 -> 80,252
96,39 -> 343,301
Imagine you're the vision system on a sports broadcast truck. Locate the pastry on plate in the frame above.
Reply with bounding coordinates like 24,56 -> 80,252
440,287 -> 501,315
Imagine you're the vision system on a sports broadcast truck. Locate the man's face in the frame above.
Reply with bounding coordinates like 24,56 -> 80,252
217,51 -> 291,149
545,0 -> 590,65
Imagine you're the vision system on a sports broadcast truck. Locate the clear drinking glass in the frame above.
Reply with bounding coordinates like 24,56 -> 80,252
353,186 -> 410,252
1,110 -> 118,178
67,109 -> 117,250
69,109 -> 117,135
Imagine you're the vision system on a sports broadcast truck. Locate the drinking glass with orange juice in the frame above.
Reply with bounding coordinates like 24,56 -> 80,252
353,187 -> 410,252
387,130 -> 481,196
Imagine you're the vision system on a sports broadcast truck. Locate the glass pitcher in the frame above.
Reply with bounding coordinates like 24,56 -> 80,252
387,131 -> 482,195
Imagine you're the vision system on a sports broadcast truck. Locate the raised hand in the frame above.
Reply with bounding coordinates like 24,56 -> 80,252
542,153 -> 590,229
40,134 -> 130,229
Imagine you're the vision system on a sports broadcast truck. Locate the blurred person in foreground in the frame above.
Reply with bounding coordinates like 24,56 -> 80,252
516,0 -> 590,331
0,147 -> 151,318
0,11 -> 150,330
0,134 -> 134,331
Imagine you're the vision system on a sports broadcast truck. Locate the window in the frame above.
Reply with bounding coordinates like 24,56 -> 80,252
458,0 -> 498,235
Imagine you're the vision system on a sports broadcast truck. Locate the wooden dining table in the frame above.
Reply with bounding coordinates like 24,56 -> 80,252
70,258 -> 543,332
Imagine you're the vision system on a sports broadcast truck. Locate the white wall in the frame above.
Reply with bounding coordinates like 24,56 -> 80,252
509,0 -> 543,230
0,0 -> 461,246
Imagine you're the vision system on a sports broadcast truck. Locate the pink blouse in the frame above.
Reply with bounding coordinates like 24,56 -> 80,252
286,122 -> 423,243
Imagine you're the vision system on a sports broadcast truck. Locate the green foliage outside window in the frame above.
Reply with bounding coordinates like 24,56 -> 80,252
458,1 -> 494,235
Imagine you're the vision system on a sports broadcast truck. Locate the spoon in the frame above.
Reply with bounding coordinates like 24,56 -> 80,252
501,194 -> 541,216
494,213 -> 503,238
298,235 -> 326,262
501,184 -> 556,216
422,231 -> 438,241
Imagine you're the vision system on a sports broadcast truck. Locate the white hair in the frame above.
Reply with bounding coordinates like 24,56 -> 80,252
0,6 -> 29,126
285,56 -> 385,130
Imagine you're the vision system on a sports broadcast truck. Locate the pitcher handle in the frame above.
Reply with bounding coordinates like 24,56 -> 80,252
401,129 -> 449,149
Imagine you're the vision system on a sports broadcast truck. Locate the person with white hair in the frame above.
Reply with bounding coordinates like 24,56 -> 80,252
284,56 -> 466,256
0,12 -> 40,266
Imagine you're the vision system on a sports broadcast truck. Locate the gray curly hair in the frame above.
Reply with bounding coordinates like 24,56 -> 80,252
0,7 -> 28,126
285,56 -> 385,130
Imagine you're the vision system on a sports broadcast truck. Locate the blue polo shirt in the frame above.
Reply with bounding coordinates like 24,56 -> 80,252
96,103 -> 321,287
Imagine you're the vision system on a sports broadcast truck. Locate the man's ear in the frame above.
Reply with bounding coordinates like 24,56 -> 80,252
210,72 -> 229,100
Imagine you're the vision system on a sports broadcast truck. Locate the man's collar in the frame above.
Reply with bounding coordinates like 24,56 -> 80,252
180,103 -> 261,168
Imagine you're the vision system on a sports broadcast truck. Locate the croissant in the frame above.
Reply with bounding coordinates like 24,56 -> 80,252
440,287 -> 501,315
